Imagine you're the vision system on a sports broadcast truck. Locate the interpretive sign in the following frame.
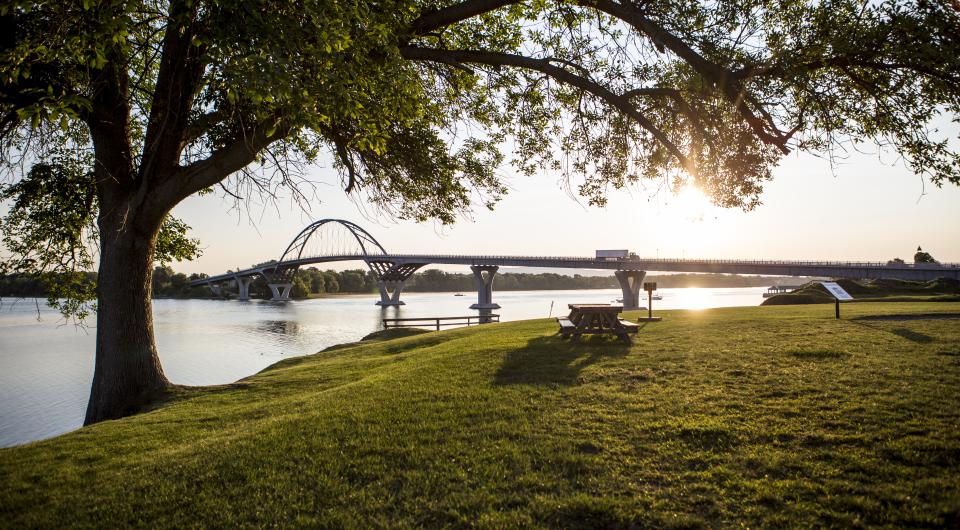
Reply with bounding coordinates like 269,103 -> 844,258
821,281 -> 854,319
820,282 -> 854,301
643,282 -> 657,292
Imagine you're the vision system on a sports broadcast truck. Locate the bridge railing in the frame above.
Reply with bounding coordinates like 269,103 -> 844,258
192,253 -> 960,286
292,253 -> 960,269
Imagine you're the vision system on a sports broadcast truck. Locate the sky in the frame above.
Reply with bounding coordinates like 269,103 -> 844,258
169,143 -> 960,276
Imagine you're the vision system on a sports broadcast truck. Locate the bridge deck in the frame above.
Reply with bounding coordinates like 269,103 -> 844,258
190,253 -> 960,285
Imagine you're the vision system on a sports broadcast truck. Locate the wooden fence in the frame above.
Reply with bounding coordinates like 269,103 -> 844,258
382,314 -> 500,330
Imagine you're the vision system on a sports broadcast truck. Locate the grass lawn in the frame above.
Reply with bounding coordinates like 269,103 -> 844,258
2,302 -> 960,528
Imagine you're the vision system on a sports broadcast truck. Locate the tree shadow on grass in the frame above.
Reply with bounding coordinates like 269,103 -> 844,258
850,320 -> 936,344
493,334 -> 631,386
889,328 -> 935,344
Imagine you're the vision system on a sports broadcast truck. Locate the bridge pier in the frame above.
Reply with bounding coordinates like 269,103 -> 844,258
375,280 -> 406,306
235,275 -> 255,301
208,283 -> 224,298
268,283 -> 294,301
469,266 -> 500,322
615,270 -> 646,311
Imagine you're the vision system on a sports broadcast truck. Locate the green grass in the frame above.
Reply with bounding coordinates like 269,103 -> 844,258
360,327 -> 433,342
3,302 -> 960,528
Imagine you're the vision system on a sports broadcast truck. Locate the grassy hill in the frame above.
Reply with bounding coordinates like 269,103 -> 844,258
3,303 -> 960,528
762,278 -> 960,305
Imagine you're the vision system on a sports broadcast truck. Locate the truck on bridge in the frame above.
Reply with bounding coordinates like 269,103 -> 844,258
596,249 -> 630,260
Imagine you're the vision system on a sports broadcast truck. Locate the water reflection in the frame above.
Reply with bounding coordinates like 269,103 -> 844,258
378,305 -> 403,319
670,288 -> 714,310
257,320 -> 302,336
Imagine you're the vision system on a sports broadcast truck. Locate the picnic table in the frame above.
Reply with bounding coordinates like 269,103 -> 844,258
557,303 -> 638,343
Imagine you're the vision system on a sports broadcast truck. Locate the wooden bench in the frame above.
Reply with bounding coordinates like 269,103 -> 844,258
618,319 -> 639,333
557,317 -> 576,338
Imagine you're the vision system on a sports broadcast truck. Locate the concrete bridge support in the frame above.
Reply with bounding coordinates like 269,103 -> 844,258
376,280 -> 406,306
235,275 -> 255,301
268,283 -> 294,301
615,270 -> 647,311
470,266 -> 500,323
208,283 -> 224,298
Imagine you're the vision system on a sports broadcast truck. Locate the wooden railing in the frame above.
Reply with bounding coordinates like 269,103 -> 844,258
382,314 -> 500,330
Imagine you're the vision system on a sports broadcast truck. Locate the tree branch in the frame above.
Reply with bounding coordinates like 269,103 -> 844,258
184,108 -> 229,147
734,57 -> 960,89
320,124 -> 360,193
583,0 -> 791,153
409,0 -> 520,36
157,120 -> 290,208
623,87 -> 710,149
139,0 -> 208,182
399,45 -> 691,170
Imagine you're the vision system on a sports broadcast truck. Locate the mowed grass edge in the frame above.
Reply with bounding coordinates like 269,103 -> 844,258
2,302 -> 960,528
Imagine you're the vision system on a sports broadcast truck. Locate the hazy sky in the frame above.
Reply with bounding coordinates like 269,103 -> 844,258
170,143 -> 960,275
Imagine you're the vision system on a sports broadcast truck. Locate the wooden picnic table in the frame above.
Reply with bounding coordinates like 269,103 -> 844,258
557,303 -> 638,343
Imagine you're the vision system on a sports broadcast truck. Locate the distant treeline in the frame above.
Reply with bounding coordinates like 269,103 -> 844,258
1,268 -> 804,300
154,266 -> 380,299
0,272 -> 99,298
0,267 -> 380,299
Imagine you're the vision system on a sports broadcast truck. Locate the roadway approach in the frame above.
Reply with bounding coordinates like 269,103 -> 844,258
190,219 -> 960,311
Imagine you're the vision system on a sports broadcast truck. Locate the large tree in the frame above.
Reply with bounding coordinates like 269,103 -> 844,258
2,0 -> 958,424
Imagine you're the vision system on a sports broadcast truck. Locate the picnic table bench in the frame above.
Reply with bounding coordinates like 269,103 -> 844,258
557,303 -> 638,343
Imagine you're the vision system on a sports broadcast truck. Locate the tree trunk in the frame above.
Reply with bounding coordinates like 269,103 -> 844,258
84,210 -> 169,425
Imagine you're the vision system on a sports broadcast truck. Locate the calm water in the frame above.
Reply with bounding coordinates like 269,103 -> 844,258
0,287 -> 767,447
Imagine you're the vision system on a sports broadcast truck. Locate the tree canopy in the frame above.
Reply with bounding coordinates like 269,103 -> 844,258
1,0 -> 958,423
915,246 -> 938,264
3,1 -> 958,217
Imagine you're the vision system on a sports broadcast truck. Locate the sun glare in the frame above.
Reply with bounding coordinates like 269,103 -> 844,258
668,184 -> 713,222
645,184 -> 724,257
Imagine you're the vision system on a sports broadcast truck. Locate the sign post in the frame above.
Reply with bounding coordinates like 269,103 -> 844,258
820,281 -> 854,319
639,281 -> 661,322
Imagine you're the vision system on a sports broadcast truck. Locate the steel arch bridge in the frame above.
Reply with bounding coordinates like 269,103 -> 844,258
190,219 -> 432,303
191,219 -> 960,309
278,219 -> 387,262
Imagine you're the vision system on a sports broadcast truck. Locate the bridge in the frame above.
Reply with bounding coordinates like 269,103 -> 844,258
190,219 -> 960,311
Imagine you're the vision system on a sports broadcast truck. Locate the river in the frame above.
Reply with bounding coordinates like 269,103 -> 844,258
0,287 -> 768,447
